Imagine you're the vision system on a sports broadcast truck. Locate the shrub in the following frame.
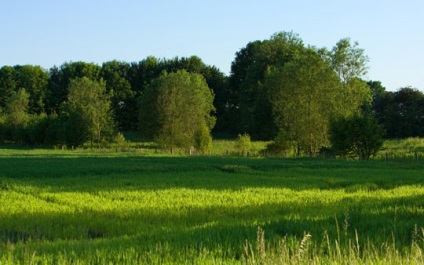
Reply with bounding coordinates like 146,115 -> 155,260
194,122 -> 213,154
234,133 -> 251,155
114,132 -> 129,151
266,129 -> 291,156
330,113 -> 384,160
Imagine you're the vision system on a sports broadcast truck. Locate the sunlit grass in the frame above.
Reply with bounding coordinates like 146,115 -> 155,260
0,147 -> 423,263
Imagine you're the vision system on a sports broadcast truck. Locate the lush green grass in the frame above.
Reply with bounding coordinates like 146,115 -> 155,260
0,148 -> 423,264
376,137 -> 424,160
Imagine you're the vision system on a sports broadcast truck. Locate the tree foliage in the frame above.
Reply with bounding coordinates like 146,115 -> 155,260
0,33 -> 420,149
62,77 -> 115,148
138,70 -> 215,153
330,113 -> 384,160
234,133 -> 252,155
373,87 -> 424,138
266,48 -> 341,155
230,32 -> 305,139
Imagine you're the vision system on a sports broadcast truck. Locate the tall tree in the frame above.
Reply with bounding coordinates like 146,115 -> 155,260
13,65 -> 49,114
230,32 -> 305,139
138,70 -> 215,153
329,39 -> 372,115
46,62 -> 102,113
62,77 -> 115,148
5,88 -> 30,130
266,48 -> 340,155
0,66 -> 17,110
101,61 -> 135,131
374,87 -> 424,138
199,65 -> 228,134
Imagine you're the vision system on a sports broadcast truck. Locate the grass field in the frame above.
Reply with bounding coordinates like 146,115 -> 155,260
0,146 -> 423,264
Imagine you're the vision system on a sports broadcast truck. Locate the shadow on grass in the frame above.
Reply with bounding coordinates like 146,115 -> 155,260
1,155 -> 424,193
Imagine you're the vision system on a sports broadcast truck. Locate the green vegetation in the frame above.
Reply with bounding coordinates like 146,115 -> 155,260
1,32 -> 422,153
0,30 -> 423,264
0,147 -> 423,263
330,112 -> 385,160
138,70 -> 215,153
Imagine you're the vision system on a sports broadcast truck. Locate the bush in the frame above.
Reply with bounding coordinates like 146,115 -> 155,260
194,122 -> 213,154
266,129 -> 291,156
234,133 -> 251,155
113,132 -> 129,151
330,113 -> 384,160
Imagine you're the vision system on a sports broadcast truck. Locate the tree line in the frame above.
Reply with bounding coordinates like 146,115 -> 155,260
0,32 -> 422,157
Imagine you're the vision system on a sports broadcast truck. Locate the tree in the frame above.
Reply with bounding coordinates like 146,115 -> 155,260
330,113 -> 384,160
0,65 -> 48,114
138,70 -> 215,153
6,88 -> 30,130
0,66 -> 17,109
373,87 -> 424,138
4,88 -> 30,142
62,77 -> 115,148
329,39 -> 372,116
101,61 -> 135,131
266,48 -> 340,155
13,65 -> 49,114
367,80 -> 386,105
231,32 -> 305,139
46,62 -> 102,114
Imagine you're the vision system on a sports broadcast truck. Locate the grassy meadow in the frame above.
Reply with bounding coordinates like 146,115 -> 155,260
0,141 -> 424,264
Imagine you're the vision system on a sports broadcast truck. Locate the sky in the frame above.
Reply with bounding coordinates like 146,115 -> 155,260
1,0 -> 423,91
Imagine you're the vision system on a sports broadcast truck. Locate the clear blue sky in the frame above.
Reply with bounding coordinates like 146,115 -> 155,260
1,0 -> 423,91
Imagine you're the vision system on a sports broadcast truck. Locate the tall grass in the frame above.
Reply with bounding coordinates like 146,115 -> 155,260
0,148 -> 424,263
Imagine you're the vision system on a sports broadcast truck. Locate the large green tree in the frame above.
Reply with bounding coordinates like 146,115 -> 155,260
266,48 -> 340,155
46,62 -> 102,113
230,32 -> 305,139
62,77 -> 115,148
138,70 -> 215,153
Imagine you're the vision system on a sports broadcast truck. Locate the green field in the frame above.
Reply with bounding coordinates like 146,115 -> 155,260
0,148 -> 424,264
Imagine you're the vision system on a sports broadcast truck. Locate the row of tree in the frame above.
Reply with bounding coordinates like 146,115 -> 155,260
0,32 -> 422,156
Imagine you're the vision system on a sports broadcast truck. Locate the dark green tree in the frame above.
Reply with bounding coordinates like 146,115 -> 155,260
13,65 -> 49,114
46,62 -> 102,113
101,60 -> 135,131
330,113 -> 384,160
367,80 -> 386,105
373,87 -> 424,138
230,32 -> 305,139
0,66 -> 17,109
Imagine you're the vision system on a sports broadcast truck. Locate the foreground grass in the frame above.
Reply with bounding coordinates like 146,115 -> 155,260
0,148 -> 423,264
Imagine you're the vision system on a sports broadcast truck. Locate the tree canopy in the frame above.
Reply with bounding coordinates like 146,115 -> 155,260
138,70 -> 215,153
61,77 -> 115,148
330,112 -> 384,160
266,48 -> 341,155
0,32 -> 420,152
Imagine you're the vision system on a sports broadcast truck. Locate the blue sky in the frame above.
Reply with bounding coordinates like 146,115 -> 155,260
1,0 -> 423,91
